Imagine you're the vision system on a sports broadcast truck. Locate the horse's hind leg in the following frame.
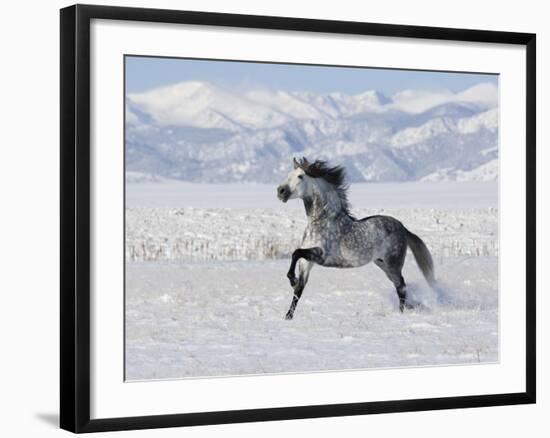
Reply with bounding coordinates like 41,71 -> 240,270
285,260 -> 313,320
374,255 -> 413,312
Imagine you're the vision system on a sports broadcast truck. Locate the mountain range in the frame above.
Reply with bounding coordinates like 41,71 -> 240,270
125,81 -> 498,183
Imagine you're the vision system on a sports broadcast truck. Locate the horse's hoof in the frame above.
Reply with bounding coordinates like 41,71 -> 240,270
285,312 -> 294,320
400,301 -> 422,312
407,300 -> 428,311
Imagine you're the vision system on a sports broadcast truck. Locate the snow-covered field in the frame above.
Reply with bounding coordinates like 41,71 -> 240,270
126,258 -> 498,380
126,180 -> 498,209
126,207 -> 497,263
125,181 -> 498,380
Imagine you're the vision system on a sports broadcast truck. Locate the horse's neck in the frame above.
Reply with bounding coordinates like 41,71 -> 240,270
303,184 -> 347,224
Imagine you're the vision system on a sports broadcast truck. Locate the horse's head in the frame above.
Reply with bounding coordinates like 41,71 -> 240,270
277,157 -> 315,203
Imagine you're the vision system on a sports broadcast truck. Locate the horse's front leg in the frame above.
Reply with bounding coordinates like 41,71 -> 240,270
285,260 -> 313,320
287,247 -> 324,287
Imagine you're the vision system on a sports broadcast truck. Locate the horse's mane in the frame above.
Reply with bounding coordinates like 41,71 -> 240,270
296,157 -> 353,217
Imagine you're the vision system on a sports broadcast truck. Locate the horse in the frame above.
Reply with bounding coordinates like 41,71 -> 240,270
277,157 -> 436,320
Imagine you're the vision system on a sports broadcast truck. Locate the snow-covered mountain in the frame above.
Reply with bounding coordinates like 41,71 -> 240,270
126,81 -> 498,183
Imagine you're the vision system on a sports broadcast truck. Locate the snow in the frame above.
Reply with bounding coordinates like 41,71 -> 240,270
390,118 -> 453,148
125,171 -> 167,183
125,181 -> 498,380
129,82 -> 289,130
126,206 -> 497,263
126,181 -> 498,209
456,107 -> 498,133
390,83 -> 497,114
391,89 -> 455,114
126,257 -> 498,380
126,81 -> 498,183
421,160 -> 498,182
128,81 -> 498,128
390,108 -> 497,148
455,160 -> 498,182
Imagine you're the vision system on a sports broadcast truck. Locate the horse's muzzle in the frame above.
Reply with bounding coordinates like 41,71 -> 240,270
277,185 -> 290,202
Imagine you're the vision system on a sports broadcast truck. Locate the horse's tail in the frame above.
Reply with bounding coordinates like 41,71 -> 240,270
405,229 -> 436,288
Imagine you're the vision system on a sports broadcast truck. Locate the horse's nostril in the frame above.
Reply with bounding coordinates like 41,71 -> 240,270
278,187 -> 285,195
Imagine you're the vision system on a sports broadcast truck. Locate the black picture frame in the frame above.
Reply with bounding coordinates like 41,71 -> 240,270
60,4 -> 536,433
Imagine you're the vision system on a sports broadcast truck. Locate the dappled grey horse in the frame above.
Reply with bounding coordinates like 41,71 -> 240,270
277,157 -> 436,320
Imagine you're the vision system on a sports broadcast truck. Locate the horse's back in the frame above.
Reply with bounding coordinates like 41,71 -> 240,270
356,214 -> 406,234
354,214 -> 408,255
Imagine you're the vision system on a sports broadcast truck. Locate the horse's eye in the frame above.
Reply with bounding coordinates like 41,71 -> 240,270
298,175 -> 304,180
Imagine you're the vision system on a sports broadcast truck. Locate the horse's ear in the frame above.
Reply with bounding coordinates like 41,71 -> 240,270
301,157 -> 310,168
293,157 -> 299,169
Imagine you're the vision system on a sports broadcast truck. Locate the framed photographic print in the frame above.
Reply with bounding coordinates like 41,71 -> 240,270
60,4 -> 536,433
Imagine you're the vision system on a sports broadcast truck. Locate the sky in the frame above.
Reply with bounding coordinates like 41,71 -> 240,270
125,55 -> 498,96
